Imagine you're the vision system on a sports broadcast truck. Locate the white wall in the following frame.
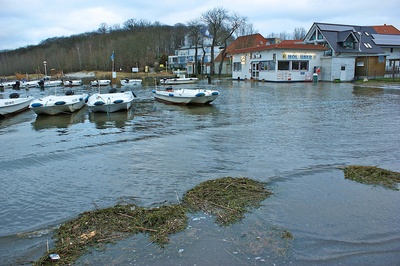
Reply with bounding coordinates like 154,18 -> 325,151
232,49 -> 326,82
331,57 -> 355,82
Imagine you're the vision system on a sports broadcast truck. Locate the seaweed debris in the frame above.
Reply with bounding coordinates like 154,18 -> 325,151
36,204 -> 187,265
35,177 -> 273,265
344,165 -> 400,190
182,177 -> 273,225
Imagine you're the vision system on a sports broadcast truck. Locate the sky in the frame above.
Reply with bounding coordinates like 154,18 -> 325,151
1,0 -> 399,51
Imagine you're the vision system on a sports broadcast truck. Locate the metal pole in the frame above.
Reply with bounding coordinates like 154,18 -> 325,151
43,61 -> 47,76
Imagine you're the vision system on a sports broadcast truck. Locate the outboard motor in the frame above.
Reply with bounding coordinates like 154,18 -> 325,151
12,80 -> 20,89
38,79 -> 45,90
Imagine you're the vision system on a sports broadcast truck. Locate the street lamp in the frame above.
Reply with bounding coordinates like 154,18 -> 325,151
43,61 -> 47,77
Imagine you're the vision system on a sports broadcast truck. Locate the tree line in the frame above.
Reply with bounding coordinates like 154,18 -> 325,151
0,7 -> 306,77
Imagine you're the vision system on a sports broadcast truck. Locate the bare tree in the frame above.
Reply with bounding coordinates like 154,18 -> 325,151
201,7 -> 246,76
293,27 -> 307,40
236,22 -> 258,37
97,23 -> 109,34
187,19 -> 204,75
201,7 -> 229,76
217,12 -> 247,76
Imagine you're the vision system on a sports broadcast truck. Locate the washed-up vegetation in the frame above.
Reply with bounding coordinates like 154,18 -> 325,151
35,177 -> 273,265
344,165 -> 400,190
183,177 -> 273,225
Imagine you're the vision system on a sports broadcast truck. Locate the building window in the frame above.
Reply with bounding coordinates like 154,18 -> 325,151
324,49 -> 332,56
233,62 -> 242,71
291,61 -> 309,71
343,41 -> 354,49
259,60 -> 275,71
278,61 -> 290,70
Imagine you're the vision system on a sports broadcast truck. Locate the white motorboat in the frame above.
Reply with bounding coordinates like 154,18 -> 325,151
151,86 -> 219,105
37,77 -> 63,88
29,90 -> 88,115
0,80 -> 18,89
160,75 -> 198,85
63,79 -> 83,87
120,78 -> 142,86
0,92 -> 34,117
90,79 -> 111,86
21,80 -> 40,88
86,88 -> 137,113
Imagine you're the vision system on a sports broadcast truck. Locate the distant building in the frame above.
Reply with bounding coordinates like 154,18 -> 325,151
371,24 -> 400,76
303,23 -> 389,81
214,34 -> 280,76
167,29 -> 220,75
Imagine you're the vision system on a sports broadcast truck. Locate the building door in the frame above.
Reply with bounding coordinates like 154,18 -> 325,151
340,65 -> 346,81
251,62 -> 259,79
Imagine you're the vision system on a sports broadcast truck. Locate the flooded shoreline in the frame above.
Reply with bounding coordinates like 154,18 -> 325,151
1,80 -> 399,265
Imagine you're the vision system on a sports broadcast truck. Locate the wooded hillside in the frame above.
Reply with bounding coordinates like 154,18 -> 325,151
0,20 -> 187,77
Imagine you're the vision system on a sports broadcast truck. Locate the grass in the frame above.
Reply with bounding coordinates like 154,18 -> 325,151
355,77 -> 400,83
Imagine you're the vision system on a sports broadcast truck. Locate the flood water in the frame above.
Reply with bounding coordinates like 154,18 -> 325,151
0,80 -> 399,265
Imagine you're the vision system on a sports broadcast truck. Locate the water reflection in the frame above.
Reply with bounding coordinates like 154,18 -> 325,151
352,85 -> 384,96
152,101 -> 219,116
31,109 -> 86,130
1,81 -> 400,265
88,107 -> 135,129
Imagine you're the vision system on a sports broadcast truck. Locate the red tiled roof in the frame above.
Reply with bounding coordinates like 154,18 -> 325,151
215,34 -> 269,61
371,24 -> 400,34
230,40 -> 328,54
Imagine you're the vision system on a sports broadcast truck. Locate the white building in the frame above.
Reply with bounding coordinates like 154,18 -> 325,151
371,24 -> 400,75
167,29 -> 220,75
303,23 -> 386,81
230,40 -> 328,82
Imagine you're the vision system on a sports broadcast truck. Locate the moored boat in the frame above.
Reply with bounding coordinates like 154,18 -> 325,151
21,79 -> 40,88
120,78 -> 142,86
63,79 -> 83,87
0,80 -> 18,89
86,88 -> 137,113
90,79 -> 111,86
37,77 -> 63,88
151,86 -> 219,105
159,75 -> 198,85
0,92 -> 34,117
29,90 -> 88,115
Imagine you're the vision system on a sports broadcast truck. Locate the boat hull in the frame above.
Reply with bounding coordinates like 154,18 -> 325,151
120,79 -> 142,86
90,80 -> 111,86
0,96 -> 34,116
63,80 -> 83,87
152,88 -> 219,105
37,80 -> 63,88
160,77 -> 198,85
29,94 -> 88,115
21,80 -> 40,88
86,91 -> 136,113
